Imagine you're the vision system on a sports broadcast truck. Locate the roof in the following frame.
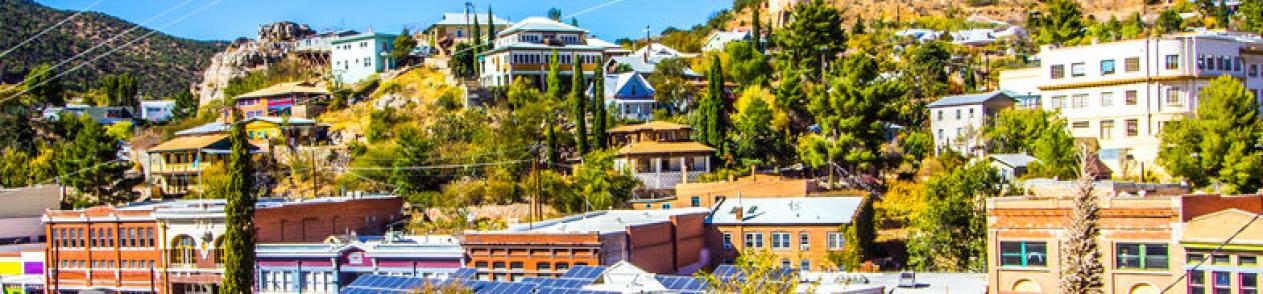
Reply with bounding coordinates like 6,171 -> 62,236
148,134 -> 231,152
496,209 -> 709,234
609,121 -> 689,133
431,12 -> 513,27
703,31 -> 751,51
926,91 -> 1013,108
140,100 -> 175,107
256,235 -> 463,259
246,116 -> 318,125
499,17 -> 587,35
989,153 -> 1039,168
234,81 -> 329,99
618,141 -> 715,155
608,55 -> 703,77
707,197 -> 864,225
331,32 -> 398,44
593,73 -> 654,100
631,43 -> 698,59
585,38 -> 622,49
173,122 -> 229,136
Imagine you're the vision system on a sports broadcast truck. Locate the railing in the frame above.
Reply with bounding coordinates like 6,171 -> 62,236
633,171 -> 706,190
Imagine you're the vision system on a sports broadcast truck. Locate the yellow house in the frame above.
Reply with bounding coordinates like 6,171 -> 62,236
145,134 -> 262,197
242,116 -> 326,144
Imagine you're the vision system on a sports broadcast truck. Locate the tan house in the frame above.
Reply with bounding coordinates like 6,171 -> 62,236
706,196 -> 862,271
610,121 -> 714,193
631,174 -> 820,210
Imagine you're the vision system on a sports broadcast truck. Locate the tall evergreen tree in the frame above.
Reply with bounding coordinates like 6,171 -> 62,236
487,7 -> 497,49
100,73 -> 139,108
750,4 -> 763,53
1059,157 -> 1105,294
571,55 -> 589,156
21,63 -> 65,108
591,56 -> 608,149
221,109 -> 257,294
171,91 -> 198,120
695,55 -> 729,157
472,16 -> 482,75
546,51 -> 563,102
546,121 -> 561,165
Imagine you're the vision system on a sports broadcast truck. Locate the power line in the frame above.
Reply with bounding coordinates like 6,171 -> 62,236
0,0 -> 225,105
563,0 -> 629,19
329,160 -> 530,171
1160,212 -> 1262,293
0,0 -> 108,60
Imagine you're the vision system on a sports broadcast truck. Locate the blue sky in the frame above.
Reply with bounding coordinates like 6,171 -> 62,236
35,0 -> 730,42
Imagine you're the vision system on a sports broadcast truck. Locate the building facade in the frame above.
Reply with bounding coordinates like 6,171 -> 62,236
421,13 -> 512,56
998,31 -> 1263,177
461,209 -> 710,282
477,17 -> 608,88
609,121 -> 714,192
139,101 -> 176,123
0,249 -> 44,293
331,33 -> 398,84
42,196 -> 404,293
631,174 -> 820,210
926,91 -> 1016,156
143,135 -> 261,197
594,72 -> 656,121
706,197 -> 862,272
255,234 -> 464,293
233,81 -> 331,119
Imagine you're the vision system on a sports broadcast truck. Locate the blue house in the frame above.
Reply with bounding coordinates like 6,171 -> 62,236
591,72 -> 656,121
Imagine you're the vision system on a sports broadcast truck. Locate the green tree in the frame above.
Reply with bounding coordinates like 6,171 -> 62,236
171,91 -> 197,120
548,8 -> 562,21
983,108 -> 1079,179
1156,9 -> 1184,34
907,41 -> 952,97
547,51 -> 564,102
725,41 -> 772,89
391,28 -> 418,67
648,58 -> 694,113
390,127 -> 446,207
750,4 -> 763,53
908,163 -> 1001,271
591,56 -> 609,149
486,7 -> 498,49
775,0 -> 847,80
100,73 -> 139,108
697,249 -> 801,293
570,150 -> 637,210
472,16 -> 483,75
837,198 -> 876,270
1158,76 -> 1263,193
1242,0 -> 1263,34
571,55 -> 589,156
1032,0 -> 1086,45
220,109 -> 257,294
807,54 -> 906,173
55,115 -> 128,205
21,63 -> 65,108
733,97 -> 790,166
693,55 -> 730,158
449,42 -> 476,79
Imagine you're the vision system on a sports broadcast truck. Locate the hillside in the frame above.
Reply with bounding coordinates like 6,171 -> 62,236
0,0 -> 225,99
728,0 -> 1170,30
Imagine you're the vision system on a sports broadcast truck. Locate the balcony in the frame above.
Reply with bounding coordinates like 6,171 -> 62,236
634,171 -> 706,190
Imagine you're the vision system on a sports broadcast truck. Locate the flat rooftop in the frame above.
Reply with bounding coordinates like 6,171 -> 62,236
496,209 -> 709,234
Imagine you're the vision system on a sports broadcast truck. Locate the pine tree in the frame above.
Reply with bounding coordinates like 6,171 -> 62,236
591,56 -> 608,149
487,7 -> 497,49
171,91 -> 198,120
962,61 -> 977,92
571,55 -> 589,156
1059,154 -> 1104,294
547,51 -> 563,102
221,109 -> 257,294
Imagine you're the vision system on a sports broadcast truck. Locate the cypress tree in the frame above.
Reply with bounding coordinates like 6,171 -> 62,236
472,16 -> 482,75
591,56 -> 608,149
547,51 -> 563,102
221,109 -> 257,294
546,120 -> 560,165
571,55 -> 589,155
751,5 -> 763,53
703,55 -> 729,155
487,7 -> 497,49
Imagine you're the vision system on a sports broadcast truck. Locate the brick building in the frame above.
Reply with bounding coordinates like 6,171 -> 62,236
706,197 -> 863,271
460,209 -> 709,282
631,174 -> 821,210
43,196 -> 404,294
255,234 -> 464,293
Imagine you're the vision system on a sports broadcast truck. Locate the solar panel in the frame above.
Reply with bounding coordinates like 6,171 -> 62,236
561,265 -> 606,279
451,268 -> 479,280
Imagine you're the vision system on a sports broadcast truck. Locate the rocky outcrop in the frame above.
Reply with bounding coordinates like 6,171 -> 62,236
194,22 -> 316,105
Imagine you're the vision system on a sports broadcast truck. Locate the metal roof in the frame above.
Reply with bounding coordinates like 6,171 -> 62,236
494,209 -> 709,234
499,17 -> 587,35
431,12 -> 513,27
989,153 -> 1039,168
707,197 -> 863,225
925,91 -> 1013,108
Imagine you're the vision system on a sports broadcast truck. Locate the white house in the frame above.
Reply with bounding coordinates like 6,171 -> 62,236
331,32 -> 398,84
927,91 -> 1016,156
702,30 -> 751,52
139,100 -> 176,122
592,72 -> 656,121
477,17 -> 610,88
998,30 -> 1263,177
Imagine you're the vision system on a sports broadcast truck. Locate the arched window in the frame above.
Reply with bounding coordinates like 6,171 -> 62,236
214,237 -> 225,265
171,235 -> 196,265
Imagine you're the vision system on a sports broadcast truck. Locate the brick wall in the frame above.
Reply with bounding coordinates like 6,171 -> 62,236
1181,194 -> 1263,221
255,197 -> 404,243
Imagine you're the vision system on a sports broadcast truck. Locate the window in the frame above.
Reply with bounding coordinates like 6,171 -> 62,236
1212,254 -> 1230,265
969,108 -> 974,118
1071,62 -> 1086,77
1126,119 -> 1138,137
745,233 -> 764,248
1243,256 -> 1258,266
1166,87 -> 1184,107
800,260 -> 811,271
1166,55 -> 1180,70
1073,121 -> 1090,129
1198,55 -> 1207,70
690,196 -> 701,207
510,262 -> 524,269
1236,58 -> 1243,72
800,233 -> 810,250
1251,64 -> 1259,77
827,232 -> 844,250
955,109 -> 961,120
1244,273 -> 1259,294
555,263 -> 569,270
1214,271 -> 1231,294
493,262 -> 506,269
1050,95 -> 1067,109
1100,92 -> 1113,107
1126,90 -> 1138,105
1190,270 -> 1206,294
1125,57 -> 1141,72
771,233 -> 791,249
1072,94 -> 1088,108
661,203 -> 671,209
936,110 -> 942,121
1051,65 -> 1065,79
999,241 -> 1048,267
1099,60 -> 1114,75
1116,243 -> 1168,270
1100,120 -> 1115,140
475,262 -> 488,269
722,233 -> 733,249
781,259 -> 792,269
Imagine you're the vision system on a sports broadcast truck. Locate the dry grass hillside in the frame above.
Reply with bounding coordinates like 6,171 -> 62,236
728,0 -> 1172,30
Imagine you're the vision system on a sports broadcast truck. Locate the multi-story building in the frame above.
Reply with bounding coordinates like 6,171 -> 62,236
609,121 -> 714,192
331,32 -> 398,84
139,100 -> 176,123
421,13 -> 512,55
593,72 -> 656,121
255,234 -> 464,293
0,249 -> 44,293
234,81 -> 331,119
460,209 -> 709,282
630,174 -> 821,210
998,31 -> 1263,178
144,134 -> 258,197
607,43 -> 702,78
42,196 -> 404,294
477,17 -> 609,88
295,30 -> 359,53
706,197 -> 863,271
926,91 -> 1016,156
